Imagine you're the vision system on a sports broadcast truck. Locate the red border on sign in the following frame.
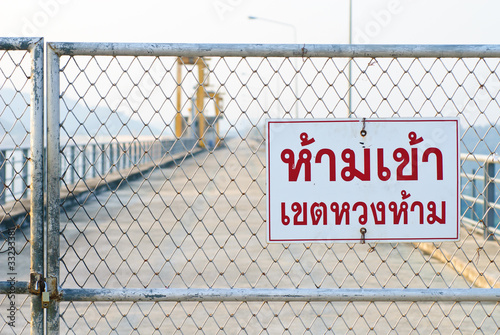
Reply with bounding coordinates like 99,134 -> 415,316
267,118 -> 460,243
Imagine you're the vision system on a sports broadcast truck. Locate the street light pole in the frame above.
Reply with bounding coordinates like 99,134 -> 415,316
348,0 -> 353,118
248,16 -> 300,118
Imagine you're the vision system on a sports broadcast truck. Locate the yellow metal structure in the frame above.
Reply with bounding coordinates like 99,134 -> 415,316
196,59 -> 206,147
209,92 -> 223,147
175,60 -> 183,138
175,57 -> 217,148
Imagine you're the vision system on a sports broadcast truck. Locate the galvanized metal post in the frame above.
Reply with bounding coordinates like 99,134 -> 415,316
484,161 -> 496,240
46,43 -> 61,334
29,37 -> 45,335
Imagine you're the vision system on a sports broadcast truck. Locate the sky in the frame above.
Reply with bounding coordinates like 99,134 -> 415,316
1,0 -> 499,45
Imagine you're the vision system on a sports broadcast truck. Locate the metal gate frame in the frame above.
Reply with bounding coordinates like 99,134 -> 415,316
0,37 -> 44,334
43,42 -> 500,334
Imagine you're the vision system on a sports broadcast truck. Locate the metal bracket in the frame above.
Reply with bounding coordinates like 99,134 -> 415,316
29,272 -> 44,295
46,276 -> 60,300
360,228 -> 367,244
360,118 -> 367,137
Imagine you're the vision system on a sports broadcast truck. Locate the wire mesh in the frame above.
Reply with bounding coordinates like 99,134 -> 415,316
51,48 -> 500,333
0,46 -> 34,335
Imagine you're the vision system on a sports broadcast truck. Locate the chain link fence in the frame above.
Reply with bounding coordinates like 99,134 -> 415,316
0,37 -> 44,335
3,41 -> 500,333
41,44 -> 500,334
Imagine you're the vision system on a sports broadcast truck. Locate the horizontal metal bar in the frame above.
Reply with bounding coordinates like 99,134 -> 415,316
0,37 -> 43,51
462,217 -> 480,228
60,288 -> 500,302
48,43 -> 500,58
462,218 -> 500,238
460,172 -> 483,182
461,194 -> 482,204
461,153 -> 500,164
0,281 -> 29,294
461,195 -> 500,213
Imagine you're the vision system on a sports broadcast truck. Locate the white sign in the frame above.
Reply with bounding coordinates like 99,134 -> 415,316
266,118 -> 460,243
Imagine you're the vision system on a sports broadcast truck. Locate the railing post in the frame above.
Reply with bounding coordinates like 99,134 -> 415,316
137,141 -> 140,165
122,142 -> 127,170
152,141 -> 155,163
109,142 -> 115,173
118,143 -> 121,170
81,144 -> 87,182
153,140 -> 157,164
0,150 -> 5,204
484,161 -> 496,240
116,142 -> 120,170
117,142 -> 121,170
101,143 -> 106,177
69,145 -> 76,185
142,142 -> 146,163
117,142 -> 122,170
471,169 -> 476,221
132,141 -> 136,165
160,139 -> 165,160
11,156 -> 16,200
92,144 -> 97,178
22,148 -> 29,198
